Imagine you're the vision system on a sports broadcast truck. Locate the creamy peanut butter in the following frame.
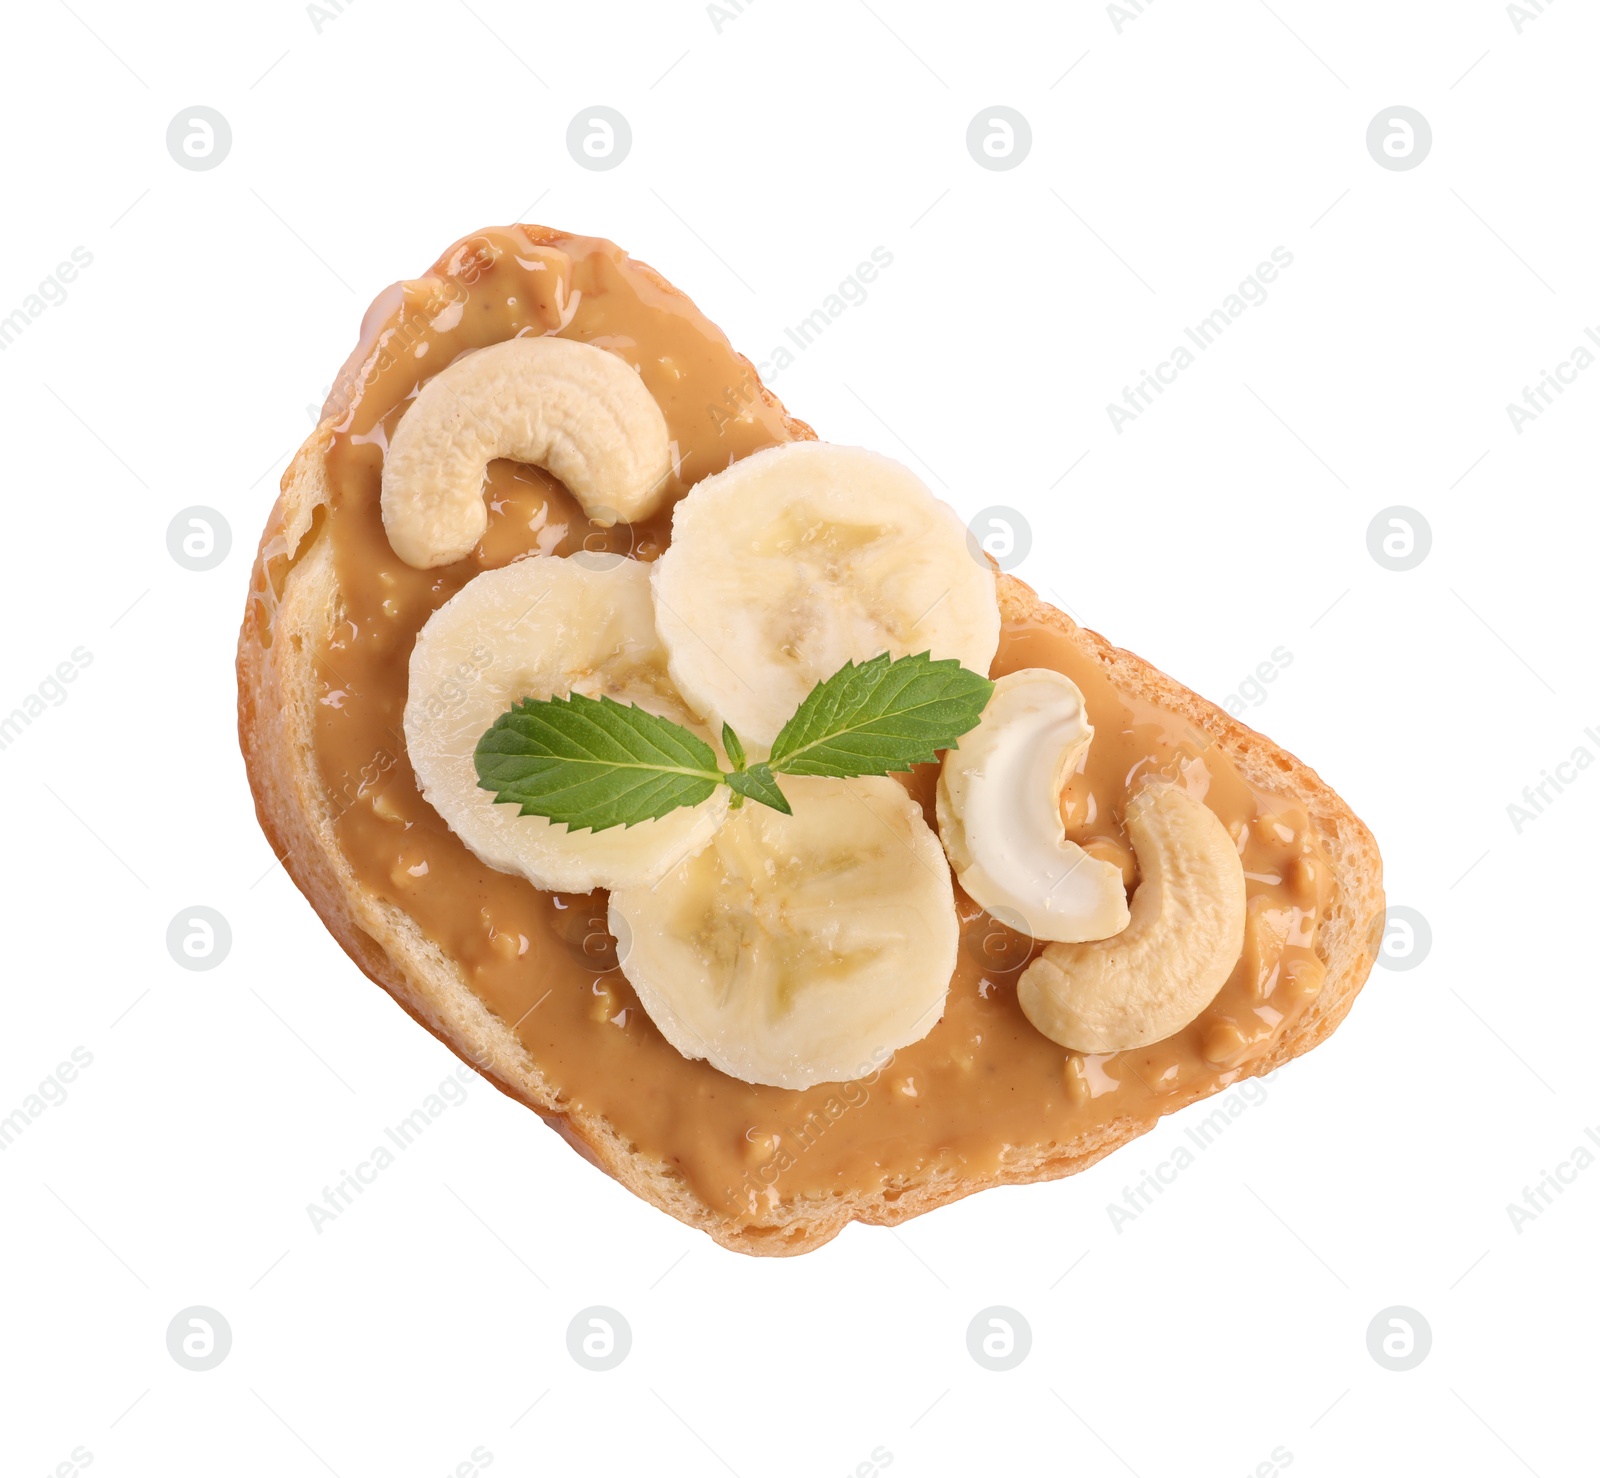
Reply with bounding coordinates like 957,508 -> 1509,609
268,226 -> 1330,1222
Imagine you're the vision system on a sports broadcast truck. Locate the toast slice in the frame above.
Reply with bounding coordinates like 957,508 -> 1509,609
237,228 -> 1383,1256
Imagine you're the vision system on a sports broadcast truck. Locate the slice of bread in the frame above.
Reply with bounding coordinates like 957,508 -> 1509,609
237,238 -> 1383,1257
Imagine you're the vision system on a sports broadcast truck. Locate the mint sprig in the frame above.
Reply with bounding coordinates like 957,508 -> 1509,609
474,652 -> 993,834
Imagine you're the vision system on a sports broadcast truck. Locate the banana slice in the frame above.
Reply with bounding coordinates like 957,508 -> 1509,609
1017,778 -> 1247,1052
610,776 -> 958,1090
405,554 -> 728,892
650,443 -> 1001,750
937,668 -> 1131,943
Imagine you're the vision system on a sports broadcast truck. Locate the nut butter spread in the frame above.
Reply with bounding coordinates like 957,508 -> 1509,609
267,226 -> 1331,1221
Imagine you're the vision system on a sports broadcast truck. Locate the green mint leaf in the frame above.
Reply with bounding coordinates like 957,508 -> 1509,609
725,763 -> 791,815
474,692 -> 723,834
721,722 -> 747,772
767,651 -> 994,778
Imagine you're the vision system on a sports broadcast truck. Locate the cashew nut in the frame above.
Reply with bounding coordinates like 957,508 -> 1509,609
935,668 -> 1130,943
1017,777 -> 1247,1051
380,336 -> 671,568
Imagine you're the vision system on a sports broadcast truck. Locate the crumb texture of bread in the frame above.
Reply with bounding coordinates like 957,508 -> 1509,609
238,239 -> 1382,1257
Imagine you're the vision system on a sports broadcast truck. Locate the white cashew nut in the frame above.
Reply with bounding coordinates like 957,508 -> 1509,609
1017,777 -> 1247,1052
380,336 -> 672,569
936,668 -> 1130,943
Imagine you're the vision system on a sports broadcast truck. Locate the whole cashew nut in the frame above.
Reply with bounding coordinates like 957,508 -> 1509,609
380,336 -> 672,569
1017,777 -> 1247,1052
936,668 -> 1131,943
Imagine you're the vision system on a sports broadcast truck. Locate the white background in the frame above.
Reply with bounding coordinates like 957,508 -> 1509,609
1,1 -> 1595,1474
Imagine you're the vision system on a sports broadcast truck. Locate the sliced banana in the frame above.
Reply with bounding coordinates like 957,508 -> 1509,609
382,337 -> 672,568
650,443 -> 1000,750
405,554 -> 727,892
610,776 -> 958,1090
937,669 -> 1130,943
1017,778 -> 1247,1052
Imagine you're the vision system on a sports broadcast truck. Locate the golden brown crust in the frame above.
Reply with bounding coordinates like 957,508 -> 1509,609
237,242 -> 1382,1258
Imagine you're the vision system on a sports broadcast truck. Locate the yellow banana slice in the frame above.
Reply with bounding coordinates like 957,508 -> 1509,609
650,443 -> 1001,750
609,776 -> 958,1089
405,554 -> 727,892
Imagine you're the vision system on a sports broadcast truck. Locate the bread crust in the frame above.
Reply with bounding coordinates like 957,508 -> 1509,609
237,259 -> 1383,1258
